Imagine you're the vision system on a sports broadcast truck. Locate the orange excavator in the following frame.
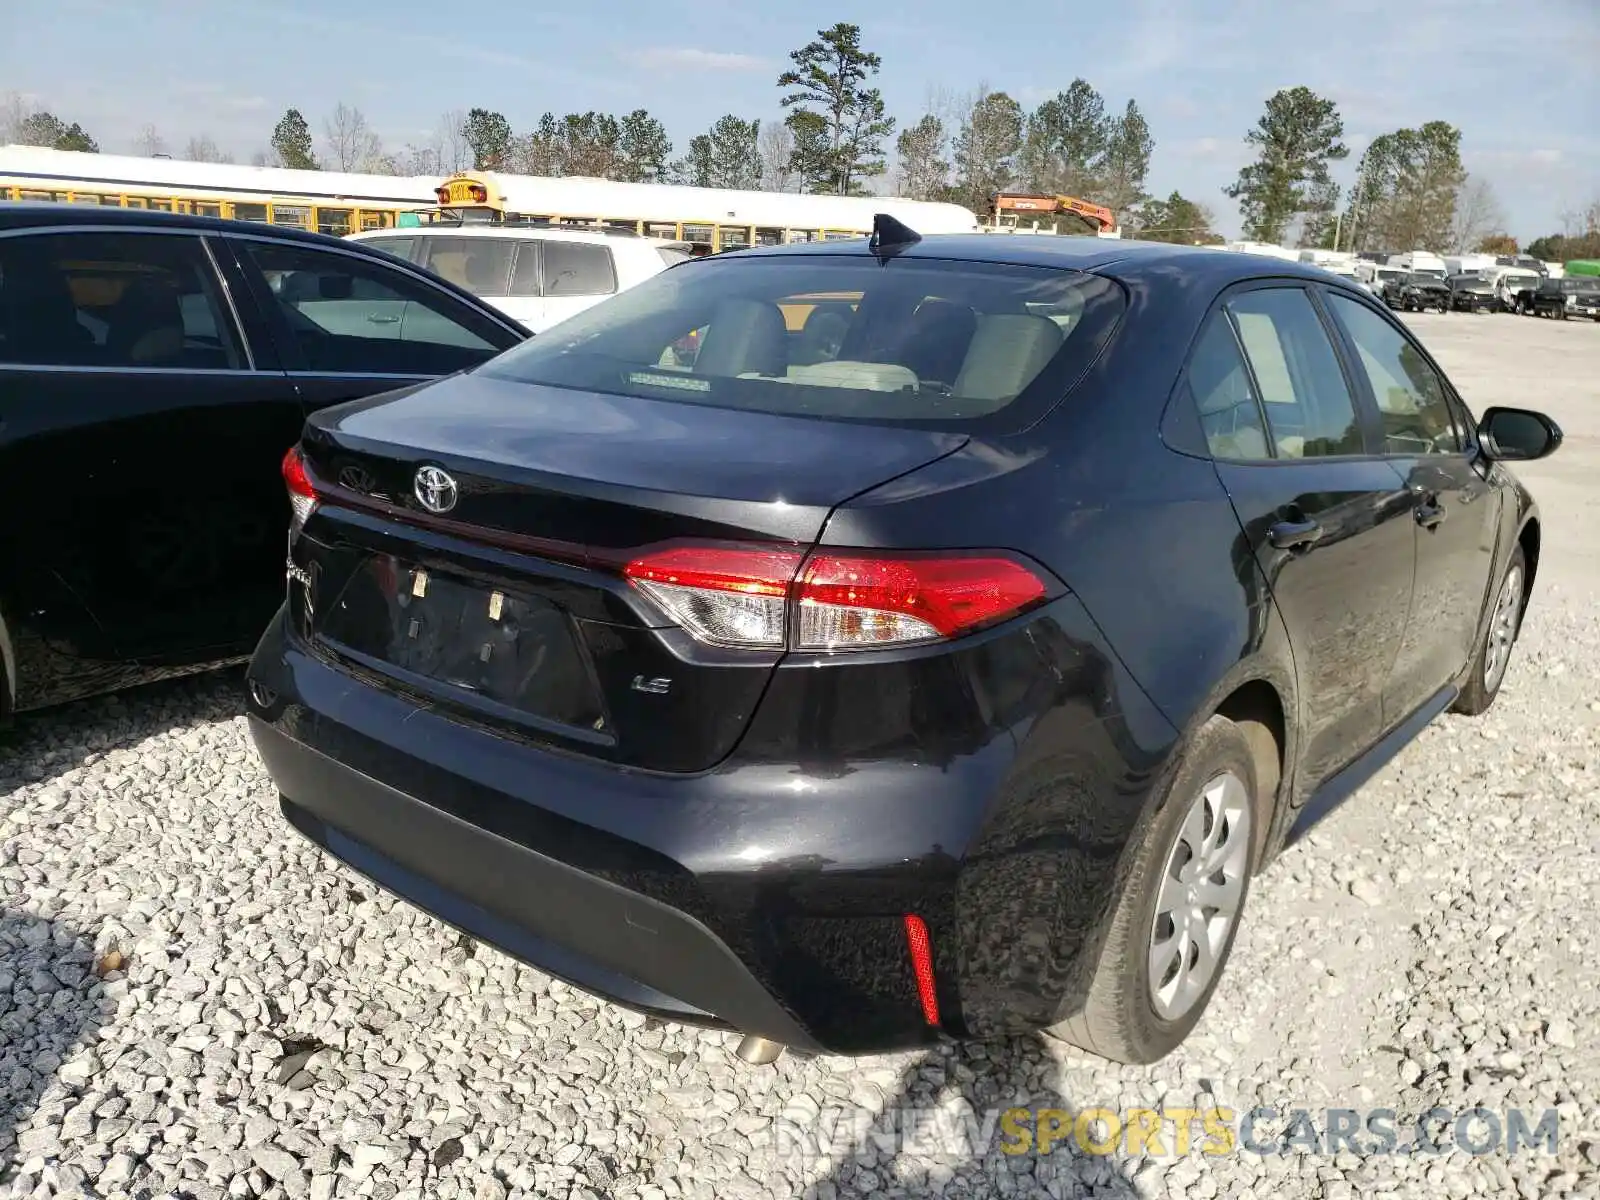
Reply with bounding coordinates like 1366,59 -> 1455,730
990,192 -> 1118,236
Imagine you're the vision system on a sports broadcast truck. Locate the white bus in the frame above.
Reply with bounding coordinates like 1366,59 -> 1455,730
417,170 -> 980,253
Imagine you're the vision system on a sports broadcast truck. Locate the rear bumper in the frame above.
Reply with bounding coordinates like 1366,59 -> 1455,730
245,597 -> 1175,1054
252,716 -> 819,1049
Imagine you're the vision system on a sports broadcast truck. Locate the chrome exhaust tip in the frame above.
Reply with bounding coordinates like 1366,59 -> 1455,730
733,1035 -> 784,1065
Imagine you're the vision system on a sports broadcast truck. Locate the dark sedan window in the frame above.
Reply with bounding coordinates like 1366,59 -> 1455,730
0,232 -> 243,370
238,240 -> 512,375
1325,294 -> 1459,456
481,254 -> 1126,428
1187,313 -> 1270,460
1224,288 -> 1364,458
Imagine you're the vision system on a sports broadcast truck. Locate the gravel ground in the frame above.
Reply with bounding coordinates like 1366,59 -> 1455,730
3,313 -> 1599,1200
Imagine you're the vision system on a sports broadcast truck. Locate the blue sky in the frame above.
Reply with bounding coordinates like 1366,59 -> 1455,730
4,0 -> 1596,241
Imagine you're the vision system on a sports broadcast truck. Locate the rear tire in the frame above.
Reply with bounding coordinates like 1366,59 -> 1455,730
1044,716 -> 1264,1064
1453,546 -> 1526,716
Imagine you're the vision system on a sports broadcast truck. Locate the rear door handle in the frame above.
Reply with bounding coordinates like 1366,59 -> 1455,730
1268,518 -> 1323,551
1415,500 -> 1446,528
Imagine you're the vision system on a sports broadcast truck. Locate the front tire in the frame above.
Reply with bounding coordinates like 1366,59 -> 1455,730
1045,716 -> 1263,1064
1453,546 -> 1526,716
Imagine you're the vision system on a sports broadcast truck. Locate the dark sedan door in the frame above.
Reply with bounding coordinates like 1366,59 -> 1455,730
219,235 -> 527,420
1322,291 -> 1498,718
1192,285 -> 1417,789
0,227 -> 301,670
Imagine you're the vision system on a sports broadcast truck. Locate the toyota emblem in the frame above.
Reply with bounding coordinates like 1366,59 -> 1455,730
413,465 -> 459,514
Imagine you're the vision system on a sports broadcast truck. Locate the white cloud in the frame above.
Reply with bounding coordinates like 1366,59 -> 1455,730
621,47 -> 767,72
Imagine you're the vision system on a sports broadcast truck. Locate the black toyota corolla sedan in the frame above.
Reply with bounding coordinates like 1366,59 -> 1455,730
246,223 -> 1561,1064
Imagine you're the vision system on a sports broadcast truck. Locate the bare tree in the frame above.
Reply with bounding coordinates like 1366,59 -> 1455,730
758,120 -> 795,191
1,91 -> 36,142
323,102 -> 382,172
250,149 -> 277,168
1450,174 -> 1506,253
185,134 -> 233,164
438,109 -> 471,173
134,124 -> 167,157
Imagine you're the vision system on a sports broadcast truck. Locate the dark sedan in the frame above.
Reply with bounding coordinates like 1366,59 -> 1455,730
1447,273 -> 1496,313
0,205 -> 528,717
1381,272 -> 1452,312
246,223 -> 1560,1065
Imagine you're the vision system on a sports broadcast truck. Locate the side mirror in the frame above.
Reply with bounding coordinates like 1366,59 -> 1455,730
1479,407 -> 1563,462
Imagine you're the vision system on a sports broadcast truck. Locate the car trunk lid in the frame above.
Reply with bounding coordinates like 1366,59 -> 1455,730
290,375 -> 967,772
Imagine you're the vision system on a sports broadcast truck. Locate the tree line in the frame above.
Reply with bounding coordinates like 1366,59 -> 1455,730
5,26 -> 1593,256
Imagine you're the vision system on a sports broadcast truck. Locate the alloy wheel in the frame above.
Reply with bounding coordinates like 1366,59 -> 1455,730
1148,771 -> 1252,1021
1483,564 -> 1523,693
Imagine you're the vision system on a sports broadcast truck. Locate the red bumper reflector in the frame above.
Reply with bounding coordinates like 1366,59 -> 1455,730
903,913 -> 940,1026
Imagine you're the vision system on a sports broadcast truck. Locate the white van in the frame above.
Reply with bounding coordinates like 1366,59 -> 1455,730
348,224 -> 692,334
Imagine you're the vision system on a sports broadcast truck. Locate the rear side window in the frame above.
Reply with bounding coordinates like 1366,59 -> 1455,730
481,255 -> 1126,429
0,231 -> 243,369
510,241 -> 541,296
542,242 -> 616,297
419,237 -> 515,297
238,240 -> 510,375
359,236 -> 418,262
1186,314 -> 1269,460
1225,288 -> 1364,458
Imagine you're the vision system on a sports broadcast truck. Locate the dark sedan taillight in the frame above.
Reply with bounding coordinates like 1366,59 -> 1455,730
282,446 -> 318,531
623,544 -> 1050,651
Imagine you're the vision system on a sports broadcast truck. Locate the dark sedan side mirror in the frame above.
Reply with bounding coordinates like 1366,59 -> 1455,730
1479,407 -> 1563,461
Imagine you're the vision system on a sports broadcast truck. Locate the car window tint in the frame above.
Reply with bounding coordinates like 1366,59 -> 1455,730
510,241 -> 541,296
0,232 -> 243,370
1225,288 -> 1364,458
419,237 -> 515,297
1325,294 -> 1459,455
542,242 -> 616,297
1186,312 -> 1270,460
240,241 -> 506,375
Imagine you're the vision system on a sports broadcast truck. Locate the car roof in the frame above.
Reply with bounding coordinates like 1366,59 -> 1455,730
0,200 -> 379,249
348,224 -> 682,249
720,233 -> 1349,289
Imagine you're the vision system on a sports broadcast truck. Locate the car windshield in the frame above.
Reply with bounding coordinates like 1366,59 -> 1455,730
1378,269 -> 1404,281
1407,273 -> 1440,285
1564,278 -> 1600,292
480,253 -> 1128,428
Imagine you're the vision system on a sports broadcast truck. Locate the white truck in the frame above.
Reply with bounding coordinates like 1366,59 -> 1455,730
1390,250 -> 1448,279
1444,253 -> 1499,277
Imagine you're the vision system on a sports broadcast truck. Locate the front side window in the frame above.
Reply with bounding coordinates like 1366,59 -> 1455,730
0,231 -> 242,369
238,240 -> 511,375
482,254 -> 1127,428
1325,293 -> 1459,456
1225,288 -> 1364,458
419,237 -> 515,297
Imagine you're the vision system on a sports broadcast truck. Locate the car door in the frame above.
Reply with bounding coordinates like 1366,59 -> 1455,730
1194,284 -> 1418,789
0,226 -> 302,666
1321,290 -> 1498,720
222,235 -> 527,420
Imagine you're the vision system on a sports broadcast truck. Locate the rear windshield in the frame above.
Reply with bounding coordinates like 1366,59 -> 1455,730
480,254 -> 1126,427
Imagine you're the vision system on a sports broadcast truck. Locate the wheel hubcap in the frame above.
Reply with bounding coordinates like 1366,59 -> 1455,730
1148,771 -> 1251,1022
1483,564 -> 1523,692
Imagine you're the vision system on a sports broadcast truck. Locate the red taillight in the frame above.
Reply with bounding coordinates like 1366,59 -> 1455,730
622,544 -> 1047,651
282,446 -> 317,529
903,914 -> 940,1026
797,553 -> 1046,648
624,545 -> 803,648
